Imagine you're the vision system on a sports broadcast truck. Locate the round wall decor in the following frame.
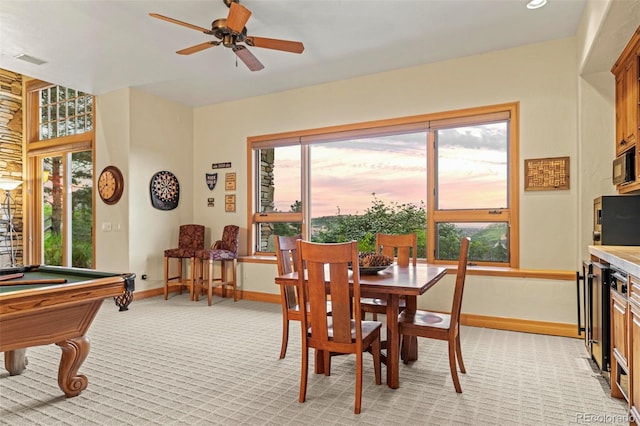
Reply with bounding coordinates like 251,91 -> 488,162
98,165 -> 124,205
150,170 -> 179,210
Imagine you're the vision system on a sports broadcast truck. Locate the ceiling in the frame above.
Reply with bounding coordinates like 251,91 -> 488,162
0,0 -> 619,108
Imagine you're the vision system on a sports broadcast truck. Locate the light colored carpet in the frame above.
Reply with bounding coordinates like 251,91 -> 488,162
0,295 -> 629,425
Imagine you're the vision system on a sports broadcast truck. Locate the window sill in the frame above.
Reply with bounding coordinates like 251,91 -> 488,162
239,255 -> 576,281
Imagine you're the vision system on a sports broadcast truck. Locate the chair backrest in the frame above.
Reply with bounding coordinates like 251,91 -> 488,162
296,240 -> 362,348
375,233 -> 417,267
178,224 -> 205,250
449,237 -> 471,332
275,234 -> 302,310
213,225 -> 240,255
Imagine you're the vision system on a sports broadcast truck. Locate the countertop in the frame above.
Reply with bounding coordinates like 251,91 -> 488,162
588,245 -> 640,277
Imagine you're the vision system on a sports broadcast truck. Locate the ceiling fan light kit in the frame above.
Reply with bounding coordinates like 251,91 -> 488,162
150,0 -> 304,71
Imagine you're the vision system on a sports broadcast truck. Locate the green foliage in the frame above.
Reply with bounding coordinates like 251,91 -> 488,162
312,195 -> 427,257
42,151 -> 93,268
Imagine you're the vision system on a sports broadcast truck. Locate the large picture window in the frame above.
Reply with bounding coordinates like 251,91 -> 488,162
249,103 -> 519,266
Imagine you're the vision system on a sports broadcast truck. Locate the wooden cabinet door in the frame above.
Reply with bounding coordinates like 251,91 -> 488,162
611,290 -> 629,400
630,299 -> 640,420
613,291 -> 629,366
616,68 -> 628,155
623,56 -> 638,148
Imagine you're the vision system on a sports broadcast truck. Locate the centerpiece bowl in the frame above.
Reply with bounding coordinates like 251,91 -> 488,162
349,253 -> 393,275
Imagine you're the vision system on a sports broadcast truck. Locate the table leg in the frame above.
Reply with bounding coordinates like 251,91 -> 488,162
56,336 -> 90,397
402,295 -> 419,362
386,294 -> 400,389
4,348 -> 27,375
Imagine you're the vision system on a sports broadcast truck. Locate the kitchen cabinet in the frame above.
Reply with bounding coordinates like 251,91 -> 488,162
630,274 -> 640,422
612,26 -> 640,193
611,283 -> 629,400
588,246 -> 640,423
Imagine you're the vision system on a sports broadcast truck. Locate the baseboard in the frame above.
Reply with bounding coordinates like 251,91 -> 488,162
133,288 -> 581,339
460,313 -> 582,339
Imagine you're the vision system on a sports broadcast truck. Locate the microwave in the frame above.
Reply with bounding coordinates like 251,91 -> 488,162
613,147 -> 635,185
593,195 -> 640,245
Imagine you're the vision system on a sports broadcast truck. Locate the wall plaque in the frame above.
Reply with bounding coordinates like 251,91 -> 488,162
524,156 -> 570,191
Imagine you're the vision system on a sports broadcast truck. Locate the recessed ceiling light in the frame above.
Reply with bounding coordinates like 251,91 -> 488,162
526,0 -> 547,9
14,53 -> 47,65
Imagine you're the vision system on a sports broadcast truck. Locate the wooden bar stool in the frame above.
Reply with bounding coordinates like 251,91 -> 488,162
195,225 -> 240,305
163,224 -> 205,300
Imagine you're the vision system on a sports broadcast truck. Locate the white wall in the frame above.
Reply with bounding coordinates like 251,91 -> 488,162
95,88 -> 131,273
190,38 -> 580,323
92,3 -> 633,326
96,89 -> 194,292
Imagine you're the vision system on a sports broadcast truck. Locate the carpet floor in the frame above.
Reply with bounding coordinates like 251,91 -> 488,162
0,295 -> 629,425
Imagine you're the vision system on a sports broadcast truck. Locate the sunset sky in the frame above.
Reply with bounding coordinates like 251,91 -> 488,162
270,124 -> 507,217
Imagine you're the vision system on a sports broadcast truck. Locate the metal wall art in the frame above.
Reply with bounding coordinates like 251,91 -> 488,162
206,173 -> 218,190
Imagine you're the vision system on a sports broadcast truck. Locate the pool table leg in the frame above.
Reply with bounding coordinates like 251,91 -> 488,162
4,348 -> 28,375
56,336 -> 90,397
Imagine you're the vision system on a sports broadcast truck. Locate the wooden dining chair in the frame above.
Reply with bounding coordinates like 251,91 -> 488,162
275,234 -> 305,359
398,236 -> 471,393
296,240 -> 382,414
360,232 -> 417,320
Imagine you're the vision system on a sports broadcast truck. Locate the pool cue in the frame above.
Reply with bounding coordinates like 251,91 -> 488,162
0,273 -> 24,281
0,278 -> 67,286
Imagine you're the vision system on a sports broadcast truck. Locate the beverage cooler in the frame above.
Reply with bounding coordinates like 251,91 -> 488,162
577,261 -> 611,374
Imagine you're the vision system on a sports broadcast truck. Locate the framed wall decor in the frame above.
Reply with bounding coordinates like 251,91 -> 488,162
225,172 -> 236,191
150,170 -> 180,210
524,156 -> 570,191
225,194 -> 236,212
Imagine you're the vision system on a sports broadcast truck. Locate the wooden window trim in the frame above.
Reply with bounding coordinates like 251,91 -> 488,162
23,80 -> 96,267
247,102 -> 520,267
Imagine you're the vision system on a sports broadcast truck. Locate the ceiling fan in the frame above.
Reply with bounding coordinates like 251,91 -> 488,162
149,0 -> 304,72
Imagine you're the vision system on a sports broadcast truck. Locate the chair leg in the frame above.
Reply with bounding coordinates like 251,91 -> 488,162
448,338 -> 462,393
193,257 -> 202,302
231,258 -> 237,302
177,258 -> 184,295
207,260 -> 214,306
299,344 -> 308,404
279,315 -> 290,359
372,332 -> 382,386
456,332 -> 466,374
189,256 -> 196,301
163,256 -> 169,300
354,351 -> 363,414
323,350 -> 331,376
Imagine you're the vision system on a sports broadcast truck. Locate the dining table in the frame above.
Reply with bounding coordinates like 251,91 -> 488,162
274,263 -> 447,389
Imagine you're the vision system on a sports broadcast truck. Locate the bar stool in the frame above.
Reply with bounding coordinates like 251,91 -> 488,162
195,225 -> 240,305
163,224 -> 205,300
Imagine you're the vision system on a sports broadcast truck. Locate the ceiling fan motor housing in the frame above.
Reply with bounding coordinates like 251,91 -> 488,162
211,18 -> 247,42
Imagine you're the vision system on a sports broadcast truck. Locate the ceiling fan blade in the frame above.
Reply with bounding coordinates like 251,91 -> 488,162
245,36 -> 304,54
149,13 -> 212,34
233,45 -> 264,71
177,41 -> 220,55
226,2 -> 252,33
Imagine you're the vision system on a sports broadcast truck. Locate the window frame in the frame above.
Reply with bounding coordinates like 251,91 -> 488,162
247,102 -> 519,267
23,79 -> 96,267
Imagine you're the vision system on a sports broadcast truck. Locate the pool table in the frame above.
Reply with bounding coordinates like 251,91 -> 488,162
0,265 -> 135,397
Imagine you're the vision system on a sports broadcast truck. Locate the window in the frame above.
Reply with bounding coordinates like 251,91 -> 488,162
25,81 -> 95,268
37,86 -> 93,140
249,103 -> 519,266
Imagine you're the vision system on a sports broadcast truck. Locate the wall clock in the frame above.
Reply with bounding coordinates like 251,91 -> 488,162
98,166 -> 124,205
150,170 -> 180,210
